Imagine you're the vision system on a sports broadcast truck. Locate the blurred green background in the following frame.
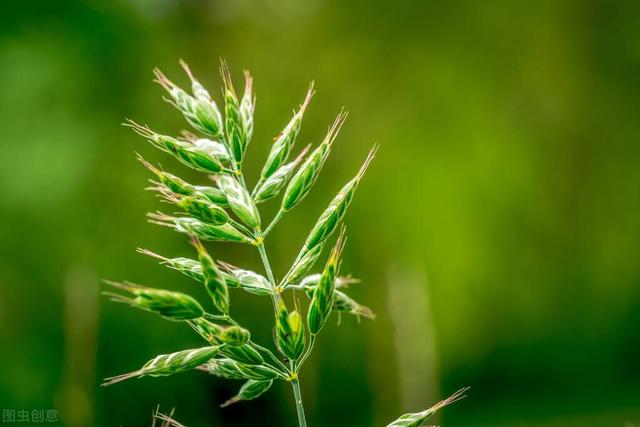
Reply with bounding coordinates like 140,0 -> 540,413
1,0 -> 639,426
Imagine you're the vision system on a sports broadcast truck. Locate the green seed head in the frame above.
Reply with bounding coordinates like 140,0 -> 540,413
154,66 -> 223,137
137,249 -> 204,282
281,111 -> 347,211
192,238 -> 229,314
240,70 -> 255,144
193,185 -> 228,207
192,138 -> 231,164
254,145 -> 310,204
218,262 -> 272,296
148,213 -> 250,243
283,242 -> 325,286
260,84 -> 314,179
275,301 -> 305,360
385,388 -> 469,427
221,379 -> 273,408
305,146 -> 376,249
103,346 -> 218,386
331,290 -> 375,319
218,175 -> 261,228
188,318 -> 222,344
307,227 -> 346,334
219,326 -> 250,346
221,61 -> 248,163
137,154 -> 195,196
126,120 -> 224,173
219,344 -> 264,365
104,281 -> 204,321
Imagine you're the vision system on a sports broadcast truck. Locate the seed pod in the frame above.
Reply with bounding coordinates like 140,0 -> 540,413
254,145 -> 309,203
137,154 -> 195,196
240,70 -> 255,144
275,301 -> 305,360
102,346 -> 218,386
281,112 -> 347,211
221,379 -> 273,407
219,344 -> 264,365
193,138 -> 231,163
283,242 -> 325,286
218,262 -> 272,296
307,228 -> 346,334
193,185 -> 228,207
104,281 -> 204,321
149,214 -> 251,243
155,66 -> 223,137
192,238 -> 229,314
220,62 -> 247,163
218,175 -> 261,228
385,388 -> 469,427
159,191 -> 229,226
126,121 -> 225,173
260,85 -> 313,179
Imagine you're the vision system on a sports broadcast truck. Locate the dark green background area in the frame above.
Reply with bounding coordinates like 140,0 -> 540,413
1,0 -> 639,426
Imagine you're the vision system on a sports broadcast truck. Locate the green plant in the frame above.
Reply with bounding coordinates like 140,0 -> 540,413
104,60 -> 465,426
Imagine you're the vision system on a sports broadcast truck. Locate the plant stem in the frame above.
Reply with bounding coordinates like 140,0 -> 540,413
291,376 -> 307,427
263,209 -> 284,237
294,334 -> 316,372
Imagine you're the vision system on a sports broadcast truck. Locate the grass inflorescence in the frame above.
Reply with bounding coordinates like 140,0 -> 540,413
105,59 -> 465,426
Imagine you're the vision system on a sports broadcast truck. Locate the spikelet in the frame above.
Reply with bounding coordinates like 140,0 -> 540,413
126,120 -> 225,173
385,388 -> 469,426
155,64 -> 223,137
217,262 -> 272,296
259,84 -> 314,179
275,301 -> 305,360
192,238 -> 229,314
148,213 -> 251,243
221,379 -> 273,407
307,227 -> 346,334
217,175 -> 261,228
282,146 -> 376,286
254,145 -> 310,203
220,61 -> 248,164
281,112 -> 347,211
104,281 -> 204,321
102,346 -> 219,386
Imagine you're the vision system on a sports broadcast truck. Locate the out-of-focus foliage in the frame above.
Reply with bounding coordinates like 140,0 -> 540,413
0,0 -> 639,426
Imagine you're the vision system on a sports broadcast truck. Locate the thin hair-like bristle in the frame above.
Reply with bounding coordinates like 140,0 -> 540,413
153,68 -> 176,92
299,82 -> 315,114
326,110 -> 348,147
123,119 -> 155,139
137,248 -> 170,263
243,70 -> 253,94
101,370 -> 141,387
355,144 -> 378,181
219,59 -> 235,95
179,59 -> 196,84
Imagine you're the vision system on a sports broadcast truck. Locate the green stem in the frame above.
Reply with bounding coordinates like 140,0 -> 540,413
263,209 -> 284,237
291,376 -> 307,427
250,340 -> 289,373
295,334 -> 316,372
